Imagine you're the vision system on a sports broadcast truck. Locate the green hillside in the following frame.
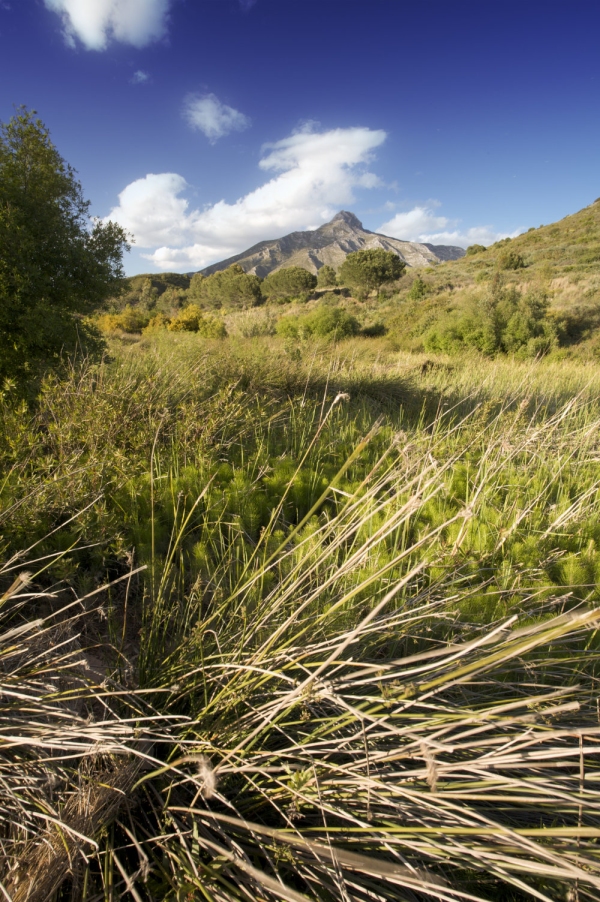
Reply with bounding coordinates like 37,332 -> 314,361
370,198 -> 600,357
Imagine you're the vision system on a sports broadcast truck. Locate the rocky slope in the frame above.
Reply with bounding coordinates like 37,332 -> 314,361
199,211 -> 465,278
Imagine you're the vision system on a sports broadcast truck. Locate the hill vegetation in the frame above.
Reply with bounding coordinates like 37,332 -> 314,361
5,110 -> 600,901
96,198 -> 600,360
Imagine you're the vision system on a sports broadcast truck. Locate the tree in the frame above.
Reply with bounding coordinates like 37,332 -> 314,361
191,264 -> 262,308
338,248 -> 406,295
0,109 -> 129,387
316,264 -> 337,288
261,266 -> 317,301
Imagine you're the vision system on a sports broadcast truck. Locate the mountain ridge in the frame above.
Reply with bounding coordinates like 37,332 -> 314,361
198,211 -> 465,278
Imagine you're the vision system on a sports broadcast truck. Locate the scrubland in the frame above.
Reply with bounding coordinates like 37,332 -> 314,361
4,330 -> 600,901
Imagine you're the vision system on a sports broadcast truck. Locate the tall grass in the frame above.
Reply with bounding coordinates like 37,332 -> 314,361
3,337 -> 600,899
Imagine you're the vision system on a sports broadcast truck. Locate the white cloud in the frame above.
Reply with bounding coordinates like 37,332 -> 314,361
183,93 -> 251,143
131,69 -> 149,84
108,173 -> 192,248
105,125 -> 387,270
44,0 -> 170,50
378,203 -> 521,248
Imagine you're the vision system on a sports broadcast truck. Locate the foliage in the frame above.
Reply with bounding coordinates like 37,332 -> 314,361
497,249 -> 526,270
97,306 -> 150,333
262,265 -> 317,301
408,275 -> 427,299
191,264 -> 263,308
425,282 -> 558,357
166,304 -> 227,337
0,109 -> 128,387
338,247 -> 406,294
316,263 -> 337,287
276,304 -> 360,342
466,243 -> 487,255
143,311 -> 172,333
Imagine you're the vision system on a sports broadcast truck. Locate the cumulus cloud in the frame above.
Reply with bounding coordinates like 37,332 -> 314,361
131,69 -> 149,85
378,203 -> 521,248
44,0 -> 170,50
183,93 -> 251,143
105,125 -> 387,270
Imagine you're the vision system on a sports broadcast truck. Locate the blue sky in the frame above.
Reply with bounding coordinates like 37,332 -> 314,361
1,0 -> 599,275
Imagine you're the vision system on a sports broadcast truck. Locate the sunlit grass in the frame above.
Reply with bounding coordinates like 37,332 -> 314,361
3,336 -> 600,899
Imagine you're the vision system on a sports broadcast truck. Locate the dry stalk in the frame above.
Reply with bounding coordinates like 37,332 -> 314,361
3,754 -> 144,902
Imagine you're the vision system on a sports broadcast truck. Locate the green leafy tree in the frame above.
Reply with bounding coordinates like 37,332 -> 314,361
0,109 -> 128,387
316,264 -> 337,288
192,264 -> 262,308
261,266 -> 317,301
338,248 -> 406,295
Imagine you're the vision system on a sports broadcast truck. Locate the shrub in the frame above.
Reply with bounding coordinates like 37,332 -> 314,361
497,250 -> 526,270
408,276 -> 427,300
97,306 -> 150,333
168,304 -> 227,338
262,266 -> 317,301
425,287 -> 557,357
316,264 -> 338,288
143,312 -> 171,333
276,305 -> 360,342
466,244 -> 487,255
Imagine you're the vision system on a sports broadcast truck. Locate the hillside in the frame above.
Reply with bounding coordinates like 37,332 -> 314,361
198,210 -> 465,278
380,197 -> 600,355
413,198 -> 600,306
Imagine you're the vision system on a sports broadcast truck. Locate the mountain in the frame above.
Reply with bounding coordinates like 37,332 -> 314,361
198,211 -> 465,278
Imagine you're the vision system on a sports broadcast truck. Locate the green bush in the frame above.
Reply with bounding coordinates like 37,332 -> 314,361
466,244 -> 487,256
497,250 -> 526,270
425,286 -> 558,357
262,266 -> 318,301
408,276 -> 427,300
276,305 -> 360,342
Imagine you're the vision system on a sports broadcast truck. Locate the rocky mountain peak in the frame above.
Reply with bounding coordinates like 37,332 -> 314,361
330,211 -> 364,229
198,211 -> 465,278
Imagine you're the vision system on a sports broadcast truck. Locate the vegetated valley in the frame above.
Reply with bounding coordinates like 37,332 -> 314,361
5,182 -> 600,900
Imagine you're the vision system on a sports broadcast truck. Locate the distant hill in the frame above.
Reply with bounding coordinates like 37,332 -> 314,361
198,211 -> 465,278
